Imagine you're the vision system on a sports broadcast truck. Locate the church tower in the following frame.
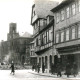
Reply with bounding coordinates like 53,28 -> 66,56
7,23 -> 19,41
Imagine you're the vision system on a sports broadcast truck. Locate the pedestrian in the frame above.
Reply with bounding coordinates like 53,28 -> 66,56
32,65 -> 34,71
34,64 -> 37,72
72,62 -> 78,77
42,62 -> 45,73
37,63 -> 40,73
66,63 -> 71,77
10,61 -> 15,75
51,63 -> 54,75
57,63 -> 62,77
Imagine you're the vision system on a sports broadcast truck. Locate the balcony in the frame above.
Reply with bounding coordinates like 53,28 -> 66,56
35,42 -> 53,54
32,15 -> 38,24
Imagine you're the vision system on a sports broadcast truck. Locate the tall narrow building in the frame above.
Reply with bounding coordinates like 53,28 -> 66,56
7,23 -> 19,41
30,0 -> 59,73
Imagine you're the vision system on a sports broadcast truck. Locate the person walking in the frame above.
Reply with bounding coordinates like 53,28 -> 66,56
42,62 -> 45,73
32,65 -> 34,71
37,63 -> 40,73
66,63 -> 71,77
10,61 -> 15,75
72,62 -> 78,77
57,63 -> 62,77
51,63 -> 54,75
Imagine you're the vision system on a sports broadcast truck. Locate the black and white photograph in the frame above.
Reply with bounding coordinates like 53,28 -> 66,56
0,0 -> 80,80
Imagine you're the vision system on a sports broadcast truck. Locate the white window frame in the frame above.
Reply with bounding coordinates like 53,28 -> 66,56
78,24 -> 80,38
61,31 -> 64,42
56,13 -> 60,23
72,27 -> 75,39
56,33 -> 59,43
78,0 -> 80,12
43,33 -> 45,45
44,32 -> 46,44
72,4 -> 76,15
49,28 -> 52,42
61,10 -> 65,20
66,29 -> 69,41
66,7 -> 70,18
46,31 -> 49,43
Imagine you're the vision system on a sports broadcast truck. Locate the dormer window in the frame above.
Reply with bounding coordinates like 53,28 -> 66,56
32,5 -> 36,17
38,20 -> 40,27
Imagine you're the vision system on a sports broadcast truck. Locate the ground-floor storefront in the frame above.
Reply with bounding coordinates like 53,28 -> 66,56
30,57 -> 37,66
59,54 -> 80,72
57,45 -> 80,72
36,48 -> 55,73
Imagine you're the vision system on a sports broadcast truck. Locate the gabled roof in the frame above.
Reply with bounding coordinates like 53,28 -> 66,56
34,0 -> 59,18
51,0 -> 74,12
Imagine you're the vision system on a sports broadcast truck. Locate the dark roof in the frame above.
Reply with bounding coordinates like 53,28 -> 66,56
34,0 -> 59,18
51,0 -> 74,12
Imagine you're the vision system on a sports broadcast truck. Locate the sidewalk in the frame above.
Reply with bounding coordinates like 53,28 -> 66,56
28,69 -> 80,79
28,69 -> 57,78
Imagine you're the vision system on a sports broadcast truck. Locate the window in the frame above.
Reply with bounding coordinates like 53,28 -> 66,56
47,16 -> 49,24
66,29 -> 69,41
40,19 -> 44,27
41,34 -> 44,46
56,13 -> 60,23
44,32 -> 46,44
42,33 -> 45,45
31,51 -> 32,56
46,31 -> 49,43
66,7 -> 70,18
56,33 -> 59,43
78,0 -> 80,12
36,38 -> 38,46
61,10 -> 65,20
38,20 -> 40,27
61,31 -> 64,42
49,28 -> 52,42
38,36 -> 41,45
78,25 -> 80,38
32,6 -> 36,17
34,23 -> 37,30
72,4 -> 76,15
72,27 -> 75,39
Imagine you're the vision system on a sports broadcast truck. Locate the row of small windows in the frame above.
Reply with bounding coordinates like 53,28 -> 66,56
30,51 -> 34,56
56,0 -> 80,23
56,24 -> 80,43
35,27 -> 53,46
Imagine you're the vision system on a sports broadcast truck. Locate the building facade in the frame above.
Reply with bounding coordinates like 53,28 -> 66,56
30,40 -> 37,66
0,23 -> 33,65
51,0 -> 80,71
31,0 -> 58,73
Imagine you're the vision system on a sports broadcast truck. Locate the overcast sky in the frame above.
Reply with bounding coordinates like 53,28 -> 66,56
0,0 -> 61,42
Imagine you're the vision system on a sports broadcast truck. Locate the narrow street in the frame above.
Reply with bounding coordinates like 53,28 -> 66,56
0,69 -> 80,80
0,69 -> 53,80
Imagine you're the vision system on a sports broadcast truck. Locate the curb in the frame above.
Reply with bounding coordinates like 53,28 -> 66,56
28,72 -> 57,78
28,71 -> 80,79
